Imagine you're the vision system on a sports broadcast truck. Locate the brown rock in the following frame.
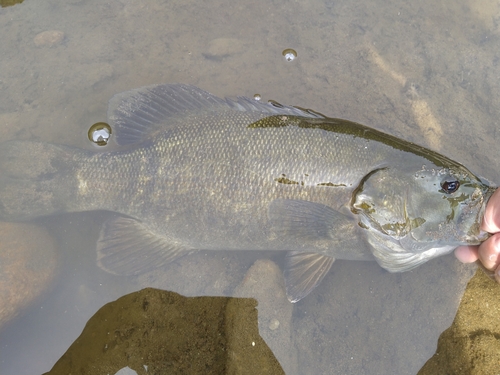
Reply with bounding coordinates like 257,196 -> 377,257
44,288 -> 284,375
0,222 -> 58,329
418,270 -> 500,375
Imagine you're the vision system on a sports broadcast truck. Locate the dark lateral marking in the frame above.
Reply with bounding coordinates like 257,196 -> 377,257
275,176 -> 299,185
317,182 -> 347,187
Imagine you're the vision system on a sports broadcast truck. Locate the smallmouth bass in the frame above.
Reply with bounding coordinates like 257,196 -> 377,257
0,84 -> 495,302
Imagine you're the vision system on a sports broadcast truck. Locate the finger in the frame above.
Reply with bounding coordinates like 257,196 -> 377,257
477,233 -> 500,270
482,188 -> 500,233
454,245 -> 479,263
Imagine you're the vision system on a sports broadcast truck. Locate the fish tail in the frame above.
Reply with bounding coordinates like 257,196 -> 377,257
0,140 -> 80,221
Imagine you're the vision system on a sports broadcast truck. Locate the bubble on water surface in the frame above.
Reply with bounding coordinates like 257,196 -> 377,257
282,48 -> 297,62
88,122 -> 112,146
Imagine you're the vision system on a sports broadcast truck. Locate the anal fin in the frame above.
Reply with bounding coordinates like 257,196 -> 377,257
97,216 -> 194,276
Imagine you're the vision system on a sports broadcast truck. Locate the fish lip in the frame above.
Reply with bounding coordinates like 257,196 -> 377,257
478,186 -> 497,235
461,186 -> 496,243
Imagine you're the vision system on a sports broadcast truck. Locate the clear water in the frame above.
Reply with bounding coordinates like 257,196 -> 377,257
0,0 -> 499,373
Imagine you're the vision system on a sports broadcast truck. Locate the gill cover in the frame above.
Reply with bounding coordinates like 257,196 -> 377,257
352,165 -> 493,272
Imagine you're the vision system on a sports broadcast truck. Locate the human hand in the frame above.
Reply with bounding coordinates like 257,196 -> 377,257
455,188 -> 500,283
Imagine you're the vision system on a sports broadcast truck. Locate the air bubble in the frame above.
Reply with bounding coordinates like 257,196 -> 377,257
253,94 -> 261,101
269,318 -> 280,331
282,48 -> 297,62
88,122 -> 112,146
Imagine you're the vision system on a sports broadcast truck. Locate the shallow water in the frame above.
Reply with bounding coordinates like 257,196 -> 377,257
0,0 -> 499,373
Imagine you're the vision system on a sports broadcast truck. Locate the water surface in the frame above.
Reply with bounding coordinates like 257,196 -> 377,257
0,0 -> 499,373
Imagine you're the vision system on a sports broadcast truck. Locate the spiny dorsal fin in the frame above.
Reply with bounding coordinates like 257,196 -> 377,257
108,83 -> 324,145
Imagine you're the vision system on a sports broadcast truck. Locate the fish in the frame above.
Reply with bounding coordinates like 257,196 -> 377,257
0,84 -> 495,302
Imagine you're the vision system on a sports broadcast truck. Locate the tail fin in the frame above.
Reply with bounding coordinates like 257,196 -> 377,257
0,141 -> 78,221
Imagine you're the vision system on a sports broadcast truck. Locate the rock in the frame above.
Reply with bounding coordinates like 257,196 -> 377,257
418,270 -> 500,375
33,30 -> 65,47
234,259 -> 297,375
0,222 -> 58,330
44,288 -> 284,375
203,38 -> 245,60
137,251 -> 242,298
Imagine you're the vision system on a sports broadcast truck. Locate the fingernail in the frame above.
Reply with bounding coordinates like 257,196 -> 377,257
489,254 -> 497,261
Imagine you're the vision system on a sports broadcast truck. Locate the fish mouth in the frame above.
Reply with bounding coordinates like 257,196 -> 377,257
457,186 -> 496,244
446,186 -> 497,245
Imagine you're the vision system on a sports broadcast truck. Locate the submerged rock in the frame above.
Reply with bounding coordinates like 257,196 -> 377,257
234,259 -> 296,374
418,270 -> 500,375
44,288 -> 284,375
33,30 -> 65,47
0,222 -> 58,330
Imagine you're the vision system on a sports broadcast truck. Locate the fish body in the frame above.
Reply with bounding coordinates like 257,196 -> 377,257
0,84 -> 495,302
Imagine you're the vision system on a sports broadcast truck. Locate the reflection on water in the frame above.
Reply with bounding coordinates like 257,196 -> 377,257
0,0 -> 499,374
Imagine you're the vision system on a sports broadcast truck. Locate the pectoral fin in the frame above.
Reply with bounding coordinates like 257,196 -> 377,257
269,199 -> 370,301
284,251 -> 335,303
96,216 -> 194,276
268,199 -> 356,242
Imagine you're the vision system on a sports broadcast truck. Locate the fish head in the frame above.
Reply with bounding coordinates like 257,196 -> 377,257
352,164 -> 495,254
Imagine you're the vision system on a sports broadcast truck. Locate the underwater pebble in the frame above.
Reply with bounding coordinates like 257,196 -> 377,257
33,30 -> 65,47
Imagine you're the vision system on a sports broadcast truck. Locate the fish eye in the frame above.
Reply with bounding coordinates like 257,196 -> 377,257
441,180 -> 460,194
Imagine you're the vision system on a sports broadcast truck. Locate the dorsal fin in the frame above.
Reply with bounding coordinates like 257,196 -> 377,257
107,83 -> 324,145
